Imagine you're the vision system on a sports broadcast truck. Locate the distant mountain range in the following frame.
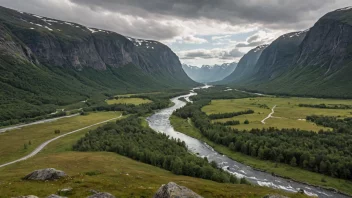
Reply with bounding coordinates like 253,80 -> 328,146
0,5 -> 198,124
182,62 -> 237,83
220,7 -> 352,98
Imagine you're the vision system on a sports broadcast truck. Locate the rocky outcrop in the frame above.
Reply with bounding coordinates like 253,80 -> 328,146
23,168 -> 66,181
13,196 -> 39,198
153,182 -> 202,198
263,195 -> 288,198
87,192 -> 116,198
47,195 -> 67,198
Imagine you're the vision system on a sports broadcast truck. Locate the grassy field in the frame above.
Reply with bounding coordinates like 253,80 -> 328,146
202,97 -> 352,131
170,115 -> 352,196
117,92 -> 161,97
0,117 -> 307,198
0,112 -> 121,165
106,97 -> 152,105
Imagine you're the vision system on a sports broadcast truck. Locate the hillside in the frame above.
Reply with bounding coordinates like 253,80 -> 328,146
222,7 -> 352,98
0,6 -> 198,125
220,45 -> 267,84
182,62 -> 237,83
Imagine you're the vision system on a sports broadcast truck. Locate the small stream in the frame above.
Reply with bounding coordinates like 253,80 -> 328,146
147,86 -> 349,198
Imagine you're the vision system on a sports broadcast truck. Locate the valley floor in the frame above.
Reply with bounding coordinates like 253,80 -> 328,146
170,115 -> 352,195
202,96 -> 352,131
0,111 -> 306,198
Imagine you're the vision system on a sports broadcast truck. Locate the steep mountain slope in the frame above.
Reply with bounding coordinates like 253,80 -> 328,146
0,6 -> 198,125
220,45 -> 267,84
224,7 -> 352,98
182,62 -> 237,83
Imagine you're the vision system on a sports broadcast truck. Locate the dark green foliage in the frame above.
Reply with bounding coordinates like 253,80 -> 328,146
173,92 -> 352,181
299,103 -> 352,109
244,120 -> 250,124
208,110 -> 254,119
215,120 -> 240,126
73,116 -> 239,184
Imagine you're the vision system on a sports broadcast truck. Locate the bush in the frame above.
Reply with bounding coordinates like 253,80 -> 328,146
244,120 -> 249,124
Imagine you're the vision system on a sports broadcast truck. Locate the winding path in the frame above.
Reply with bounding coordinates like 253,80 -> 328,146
0,115 -> 121,168
261,105 -> 276,124
0,114 -> 80,134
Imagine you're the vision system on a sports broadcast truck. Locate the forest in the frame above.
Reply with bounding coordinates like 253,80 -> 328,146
73,116 -> 243,184
173,89 -> 352,180
208,109 -> 254,119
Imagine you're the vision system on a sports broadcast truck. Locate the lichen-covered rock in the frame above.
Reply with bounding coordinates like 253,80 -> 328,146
153,182 -> 203,198
23,168 -> 66,181
263,195 -> 289,198
87,192 -> 115,198
46,195 -> 67,198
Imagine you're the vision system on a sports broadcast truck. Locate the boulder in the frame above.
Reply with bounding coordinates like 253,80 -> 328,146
23,168 -> 66,181
153,182 -> 202,198
263,195 -> 288,198
58,187 -> 73,196
13,196 -> 38,198
87,192 -> 115,198
47,195 -> 67,198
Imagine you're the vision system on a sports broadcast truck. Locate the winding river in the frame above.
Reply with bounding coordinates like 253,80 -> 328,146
147,86 -> 349,198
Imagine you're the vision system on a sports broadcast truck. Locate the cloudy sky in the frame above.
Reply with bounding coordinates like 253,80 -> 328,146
0,0 -> 350,66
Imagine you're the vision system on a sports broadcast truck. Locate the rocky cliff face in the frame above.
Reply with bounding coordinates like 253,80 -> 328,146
296,7 -> 352,74
253,31 -> 307,81
222,7 -> 352,98
0,5 -> 195,85
221,45 -> 267,84
182,62 -> 237,83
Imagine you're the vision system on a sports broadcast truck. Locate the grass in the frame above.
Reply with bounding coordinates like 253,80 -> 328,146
0,116 -> 307,198
170,115 -> 352,196
202,97 -> 352,131
106,97 -> 152,105
0,112 -> 121,164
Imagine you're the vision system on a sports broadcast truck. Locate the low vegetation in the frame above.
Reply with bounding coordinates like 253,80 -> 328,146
202,96 -> 352,131
0,112 -> 121,164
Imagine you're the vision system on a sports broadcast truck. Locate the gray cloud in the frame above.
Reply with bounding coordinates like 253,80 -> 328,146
180,48 -> 244,60
0,0 -> 350,41
236,41 -> 265,48
69,0 -> 351,29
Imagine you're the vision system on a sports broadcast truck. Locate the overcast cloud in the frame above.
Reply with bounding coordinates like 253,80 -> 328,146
0,0 -> 350,66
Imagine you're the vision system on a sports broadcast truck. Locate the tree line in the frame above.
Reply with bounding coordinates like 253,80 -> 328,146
299,103 -> 352,109
174,97 -> 352,180
208,109 -> 254,120
73,116 -> 243,184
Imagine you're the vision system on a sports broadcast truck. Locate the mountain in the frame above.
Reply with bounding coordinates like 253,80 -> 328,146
222,7 -> 352,98
182,62 -> 237,83
0,6 -> 198,125
220,45 -> 267,84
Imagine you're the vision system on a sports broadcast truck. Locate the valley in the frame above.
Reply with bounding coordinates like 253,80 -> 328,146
0,2 -> 352,198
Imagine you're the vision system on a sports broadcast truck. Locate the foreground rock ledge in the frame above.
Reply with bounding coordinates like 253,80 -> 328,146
23,168 -> 66,181
87,192 -> 116,198
154,182 -> 203,198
